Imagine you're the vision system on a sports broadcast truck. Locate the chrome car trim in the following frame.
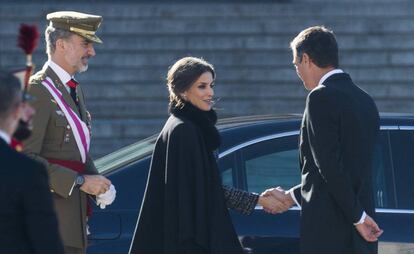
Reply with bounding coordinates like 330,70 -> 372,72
254,207 -> 414,213
399,126 -> 414,130
376,208 -> 414,214
380,126 -> 399,130
220,125 -> 403,159
255,205 -> 301,210
219,131 -> 300,159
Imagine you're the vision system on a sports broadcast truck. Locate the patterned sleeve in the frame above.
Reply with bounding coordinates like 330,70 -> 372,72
222,185 -> 259,215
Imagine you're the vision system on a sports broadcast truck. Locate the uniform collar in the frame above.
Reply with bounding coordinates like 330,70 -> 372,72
0,130 -> 11,145
318,69 -> 344,87
47,60 -> 76,90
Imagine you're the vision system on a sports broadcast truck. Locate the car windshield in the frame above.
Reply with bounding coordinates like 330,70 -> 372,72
94,115 -> 301,174
95,134 -> 158,174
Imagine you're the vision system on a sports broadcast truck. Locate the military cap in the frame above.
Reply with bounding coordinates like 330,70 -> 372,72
47,11 -> 103,43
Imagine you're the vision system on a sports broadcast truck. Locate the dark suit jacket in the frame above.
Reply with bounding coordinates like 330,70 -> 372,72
292,73 -> 379,254
0,138 -> 64,254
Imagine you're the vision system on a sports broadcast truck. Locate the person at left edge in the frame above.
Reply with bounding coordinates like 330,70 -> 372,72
23,11 -> 113,254
0,70 -> 64,254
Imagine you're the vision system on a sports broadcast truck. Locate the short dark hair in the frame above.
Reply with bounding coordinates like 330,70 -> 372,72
45,26 -> 73,56
166,56 -> 215,107
0,71 -> 22,120
290,26 -> 339,68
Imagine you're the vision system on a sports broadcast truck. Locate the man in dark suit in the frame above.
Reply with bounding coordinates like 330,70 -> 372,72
266,26 -> 383,254
0,70 -> 64,254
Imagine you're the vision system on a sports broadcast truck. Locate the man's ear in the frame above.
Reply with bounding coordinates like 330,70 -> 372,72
302,53 -> 310,64
56,38 -> 65,51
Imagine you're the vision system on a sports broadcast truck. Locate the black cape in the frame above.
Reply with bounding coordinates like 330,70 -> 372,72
129,103 -> 244,254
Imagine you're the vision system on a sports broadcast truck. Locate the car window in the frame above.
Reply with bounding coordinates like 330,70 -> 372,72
219,152 -> 235,187
225,130 -> 396,209
95,134 -> 158,174
239,135 -> 300,193
372,131 -> 395,209
389,129 -> 414,210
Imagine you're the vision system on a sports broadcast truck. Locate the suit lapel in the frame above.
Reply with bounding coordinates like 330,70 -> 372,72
299,111 -> 306,167
45,67 -> 81,119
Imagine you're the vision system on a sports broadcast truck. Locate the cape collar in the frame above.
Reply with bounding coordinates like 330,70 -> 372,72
169,102 -> 221,151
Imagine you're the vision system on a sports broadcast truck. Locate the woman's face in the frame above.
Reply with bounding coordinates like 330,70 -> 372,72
182,71 -> 215,111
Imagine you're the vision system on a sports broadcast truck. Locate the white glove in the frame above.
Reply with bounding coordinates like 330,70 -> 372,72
96,184 -> 116,209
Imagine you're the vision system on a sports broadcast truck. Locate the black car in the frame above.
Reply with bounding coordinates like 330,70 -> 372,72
87,114 -> 414,254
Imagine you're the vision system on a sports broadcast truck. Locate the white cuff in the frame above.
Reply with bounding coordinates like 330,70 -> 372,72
353,211 -> 367,225
287,188 -> 301,209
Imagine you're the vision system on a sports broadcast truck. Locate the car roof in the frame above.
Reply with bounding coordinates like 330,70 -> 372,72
217,113 -> 414,152
217,114 -> 302,130
218,113 -> 414,130
96,112 -> 414,174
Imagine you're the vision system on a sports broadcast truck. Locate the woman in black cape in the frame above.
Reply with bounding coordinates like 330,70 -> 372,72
129,57 -> 279,254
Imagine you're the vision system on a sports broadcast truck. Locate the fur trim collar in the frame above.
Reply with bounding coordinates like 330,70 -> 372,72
169,102 -> 221,151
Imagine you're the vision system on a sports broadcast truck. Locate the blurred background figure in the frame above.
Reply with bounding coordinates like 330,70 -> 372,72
0,70 -> 64,254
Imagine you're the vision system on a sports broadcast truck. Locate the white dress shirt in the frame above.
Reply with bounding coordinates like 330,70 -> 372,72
0,130 -> 11,145
47,60 -> 75,93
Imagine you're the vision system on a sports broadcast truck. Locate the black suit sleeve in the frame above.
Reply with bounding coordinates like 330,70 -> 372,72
306,89 -> 363,223
22,162 -> 64,254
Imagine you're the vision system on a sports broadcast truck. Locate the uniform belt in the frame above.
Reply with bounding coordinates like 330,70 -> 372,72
47,158 -> 85,173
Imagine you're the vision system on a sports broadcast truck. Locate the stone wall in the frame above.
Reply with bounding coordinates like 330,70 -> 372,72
1,0 -> 414,157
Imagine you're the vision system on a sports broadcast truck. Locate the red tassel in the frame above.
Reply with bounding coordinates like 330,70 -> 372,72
17,24 -> 40,55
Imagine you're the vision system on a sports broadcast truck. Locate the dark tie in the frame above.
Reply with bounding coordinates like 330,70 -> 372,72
66,79 -> 79,105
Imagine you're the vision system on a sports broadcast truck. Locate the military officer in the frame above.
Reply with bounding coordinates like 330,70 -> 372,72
23,11 -> 113,254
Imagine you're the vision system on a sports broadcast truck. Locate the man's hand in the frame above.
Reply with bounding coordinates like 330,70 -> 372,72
260,187 -> 295,214
355,215 -> 383,242
80,175 -> 111,196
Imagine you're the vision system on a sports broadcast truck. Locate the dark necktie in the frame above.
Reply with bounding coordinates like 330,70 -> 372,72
66,79 -> 79,105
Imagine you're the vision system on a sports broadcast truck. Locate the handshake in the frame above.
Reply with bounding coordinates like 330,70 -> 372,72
258,186 -> 295,214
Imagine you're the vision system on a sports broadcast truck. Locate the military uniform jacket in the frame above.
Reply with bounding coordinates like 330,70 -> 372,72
23,65 -> 98,249
292,73 -> 379,254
